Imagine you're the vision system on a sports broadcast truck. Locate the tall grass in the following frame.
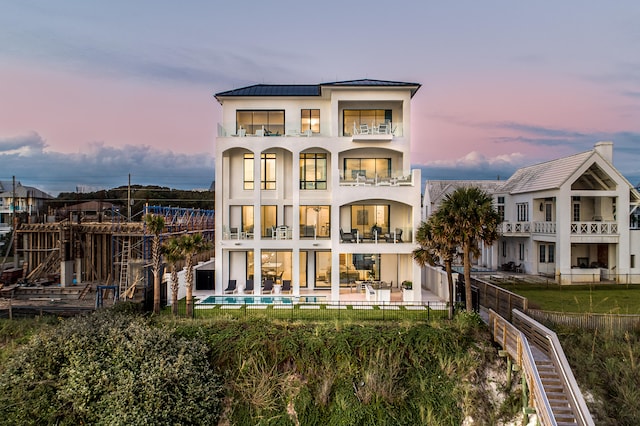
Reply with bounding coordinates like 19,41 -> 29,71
557,326 -> 640,425
171,313 -> 520,425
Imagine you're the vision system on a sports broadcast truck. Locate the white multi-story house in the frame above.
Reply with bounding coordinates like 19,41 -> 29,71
213,79 -> 424,301
0,181 -> 52,236
424,142 -> 640,284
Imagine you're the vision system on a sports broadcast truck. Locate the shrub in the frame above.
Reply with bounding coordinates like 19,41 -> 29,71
0,309 -> 223,425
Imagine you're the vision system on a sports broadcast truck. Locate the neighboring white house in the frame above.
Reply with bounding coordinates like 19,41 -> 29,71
212,79 -> 424,301
424,142 -> 640,284
0,181 -> 53,236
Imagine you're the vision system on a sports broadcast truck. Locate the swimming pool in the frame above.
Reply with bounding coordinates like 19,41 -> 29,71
197,295 -> 325,305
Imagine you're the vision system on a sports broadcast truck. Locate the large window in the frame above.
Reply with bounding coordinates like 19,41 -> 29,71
539,244 -> 555,263
343,158 -> 391,182
241,205 -> 254,236
350,205 -> 390,237
315,252 -> 331,288
343,109 -> 392,136
244,154 -> 254,190
573,203 -> 581,222
237,110 -> 284,135
261,205 -> 277,238
244,153 -> 276,190
299,205 -> 330,237
300,153 -> 327,189
259,251 -> 291,284
496,196 -> 505,222
517,203 -> 529,222
301,109 -> 320,134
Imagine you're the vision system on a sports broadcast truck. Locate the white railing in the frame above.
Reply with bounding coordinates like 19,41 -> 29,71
499,221 -> 531,234
570,221 -> 618,235
533,221 -> 556,234
339,170 -> 414,187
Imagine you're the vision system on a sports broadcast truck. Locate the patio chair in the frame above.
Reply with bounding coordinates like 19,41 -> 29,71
359,124 -> 370,135
224,279 -> 237,294
244,279 -> 254,294
281,279 -> 292,294
263,279 -> 274,294
340,228 -> 355,243
385,228 -> 403,243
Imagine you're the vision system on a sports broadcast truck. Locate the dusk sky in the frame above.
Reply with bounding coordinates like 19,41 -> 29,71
1,1 -> 639,195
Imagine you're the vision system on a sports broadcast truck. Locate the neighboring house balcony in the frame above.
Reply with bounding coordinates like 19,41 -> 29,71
570,221 -> 618,235
499,221 -> 531,236
500,220 -> 619,237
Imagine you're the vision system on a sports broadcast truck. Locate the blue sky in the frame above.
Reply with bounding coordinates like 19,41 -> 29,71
1,1 -> 639,195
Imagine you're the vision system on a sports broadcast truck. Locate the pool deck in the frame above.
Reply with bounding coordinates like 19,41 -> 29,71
193,287 -> 444,305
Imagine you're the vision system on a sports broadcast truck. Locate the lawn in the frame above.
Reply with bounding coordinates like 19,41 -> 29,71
496,282 -> 640,314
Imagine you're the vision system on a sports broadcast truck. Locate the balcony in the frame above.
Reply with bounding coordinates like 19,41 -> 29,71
500,221 -> 619,237
339,226 -> 412,244
339,170 -> 414,187
532,221 -> 556,234
499,222 -> 531,236
350,122 -> 400,142
571,221 -> 618,235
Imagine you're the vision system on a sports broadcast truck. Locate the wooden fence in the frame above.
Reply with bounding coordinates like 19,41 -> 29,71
527,309 -> 640,333
470,276 -> 528,321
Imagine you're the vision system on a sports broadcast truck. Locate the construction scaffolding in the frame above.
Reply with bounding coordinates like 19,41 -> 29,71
14,206 -> 215,305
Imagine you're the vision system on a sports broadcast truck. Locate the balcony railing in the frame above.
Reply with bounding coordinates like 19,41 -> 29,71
339,170 -> 414,187
500,221 -> 619,236
571,221 -> 618,235
340,226 -> 412,244
532,221 -> 556,234
499,221 -> 531,234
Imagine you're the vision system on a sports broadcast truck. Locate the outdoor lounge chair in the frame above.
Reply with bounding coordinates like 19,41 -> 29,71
244,279 -> 254,294
224,279 -> 237,294
385,228 -> 403,243
281,279 -> 292,294
340,228 -> 355,243
263,279 -> 274,294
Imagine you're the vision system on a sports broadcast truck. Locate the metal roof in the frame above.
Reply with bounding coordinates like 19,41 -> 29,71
215,84 -> 320,98
214,79 -> 421,102
497,151 -> 593,194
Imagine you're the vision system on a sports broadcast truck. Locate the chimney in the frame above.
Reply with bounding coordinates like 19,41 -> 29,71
594,141 -> 613,163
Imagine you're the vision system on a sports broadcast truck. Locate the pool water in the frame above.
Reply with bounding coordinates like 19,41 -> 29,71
197,295 -> 324,305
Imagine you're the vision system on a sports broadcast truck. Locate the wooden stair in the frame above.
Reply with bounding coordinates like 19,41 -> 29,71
532,349 -> 579,425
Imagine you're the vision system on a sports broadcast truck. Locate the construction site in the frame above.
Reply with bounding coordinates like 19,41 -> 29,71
0,205 -> 215,316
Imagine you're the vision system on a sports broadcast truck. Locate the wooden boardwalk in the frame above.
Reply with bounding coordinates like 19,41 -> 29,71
488,309 -> 593,426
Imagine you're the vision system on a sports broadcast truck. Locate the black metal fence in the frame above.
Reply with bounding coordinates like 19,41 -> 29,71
170,300 -> 449,322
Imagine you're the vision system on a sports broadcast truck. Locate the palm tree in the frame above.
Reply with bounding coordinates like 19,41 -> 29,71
144,213 -> 165,314
162,236 -> 185,316
179,233 -> 211,317
413,209 -> 458,319
441,187 -> 500,312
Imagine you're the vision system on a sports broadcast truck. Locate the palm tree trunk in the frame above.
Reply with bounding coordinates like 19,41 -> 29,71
444,260 -> 455,320
152,237 -> 161,314
185,255 -> 194,317
463,245 -> 473,312
171,268 -> 179,316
